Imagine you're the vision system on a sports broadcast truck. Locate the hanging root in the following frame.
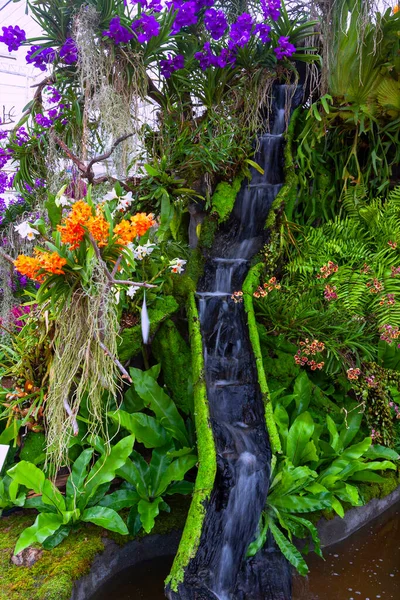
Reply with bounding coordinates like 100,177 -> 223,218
45,266 -> 120,471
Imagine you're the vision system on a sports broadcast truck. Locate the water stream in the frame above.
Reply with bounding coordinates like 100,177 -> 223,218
165,84 -> 302,600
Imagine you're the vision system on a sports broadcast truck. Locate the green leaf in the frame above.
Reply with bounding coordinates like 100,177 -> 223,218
165,480 -> 194,496
138,497 -> 163,533
98,489 -> 140,511
45,195 -> 62,228
272,494 -> 329,513
154,454 -> 197,497
288,515 -> 323,558
144,164 -> 161,177
339,410 -> 363,448
81,507 -> 129,535
269,521 -> 309,576
14,513 -> 64,555
364,445 -> 400,461
42,525 -> 71,550
7,461 -> 45,495
246,518 -> 268,558
130,368 -> 189,447
245,159 -> 264,175
300,441 -> 319,464
293,371 -> 312,417
80,435 -> 135,509
287,412 -> 315,466
127,505 -> 142,536
66,448 -> 94,511
117,453 -> 149,499
326,416 -> 341,453
108,410 -> 171,448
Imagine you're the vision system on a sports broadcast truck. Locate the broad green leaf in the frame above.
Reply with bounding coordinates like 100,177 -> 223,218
339,410 -> 363,448
66,448 -> 94,510
81,435 -> 135,509
340,437 -> 372,461
272,494 -> 330,513
269,521 -> 309,576
326,415 -> 341,453
7,461 -> 45,495
81,506 -> 129,535
130,368 -> 189,447
98,489 -> 140,511
108,410 -> 171,448
350,471 -> 387,483
42,525 -> 71,550
288,515 -> 323,558
364,445 -> 400,461
246,518 -> 268,557
14,513 -> 64,555
287,412 -> 314,466
274,404 -> 289,453
138,497 -> 163,533
144,164 -> 160,177
293,371 -> 312,417
165,480 -> 194,496
154,454 -> 197,497
149,445 -> 172,497
127,505 -> 142,536
300,441 -> 319,464
117,453 -> 149,499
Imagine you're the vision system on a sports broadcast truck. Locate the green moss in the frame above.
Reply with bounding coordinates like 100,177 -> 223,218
19,432 -> 46,465
198,215 -> 218,249
243,264 -> 282,454
118,295 -> 179,361
211,176 -> 243,223
0,500 -> 190,600
357,471 -> 400,504
165,293 -> 217,592
0,513 -> 104,600
152,320 -> 194,414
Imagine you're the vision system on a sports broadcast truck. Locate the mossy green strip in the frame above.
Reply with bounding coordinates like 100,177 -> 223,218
211,176 -> 243,223
165,293 -> 217,591
243,264 -> 282,454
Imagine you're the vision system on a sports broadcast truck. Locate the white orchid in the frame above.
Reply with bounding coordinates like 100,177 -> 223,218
116,192 -> 133,212
56,194 -> 70,207
133,240 -> 156,261
103,188 -> 119,202
14,221 -> 39,240
169,258 -> 187,274
126,285 -> 140,298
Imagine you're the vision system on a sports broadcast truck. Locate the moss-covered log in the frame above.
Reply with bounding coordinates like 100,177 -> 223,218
165,293 -> 217,592
243,264 -> 282,454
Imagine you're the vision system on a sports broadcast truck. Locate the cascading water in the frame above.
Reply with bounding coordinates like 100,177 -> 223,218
167,84 -> 302,600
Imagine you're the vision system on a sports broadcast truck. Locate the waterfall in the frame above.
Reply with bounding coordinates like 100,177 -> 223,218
167,84 -> 302,600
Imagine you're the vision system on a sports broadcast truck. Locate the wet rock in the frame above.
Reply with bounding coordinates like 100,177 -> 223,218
11,547 -> 43,567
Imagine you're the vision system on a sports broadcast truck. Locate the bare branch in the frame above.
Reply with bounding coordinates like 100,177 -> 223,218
86,133 -> 135,174
97,340 -> 132,382
0,248 -> 16,266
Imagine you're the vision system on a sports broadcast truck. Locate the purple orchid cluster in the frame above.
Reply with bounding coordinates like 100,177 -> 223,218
194,43 -> 233,70
274,35 -> 296,60
0,147 -> 13,170
25,38 -> 77,71
204,8 -> 227,40
132,0 -> 163,11
59,38 -> 78,65
26,45 -> 57,71
0,25 -> 26,52
160,54 -> 185,78
261,0 -> 281,21
35,103 -> 69,129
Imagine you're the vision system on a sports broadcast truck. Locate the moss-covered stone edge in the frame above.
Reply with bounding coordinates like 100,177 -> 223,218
243,264 -> 282,454
165,293 -> 217,591
265,105 -> 301,230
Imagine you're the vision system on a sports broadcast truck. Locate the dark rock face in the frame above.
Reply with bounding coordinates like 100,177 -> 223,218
166,85 -> 302,600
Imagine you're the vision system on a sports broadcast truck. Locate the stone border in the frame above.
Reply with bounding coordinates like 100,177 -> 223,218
70,531 -> 181,600
318,484 -> 400,547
